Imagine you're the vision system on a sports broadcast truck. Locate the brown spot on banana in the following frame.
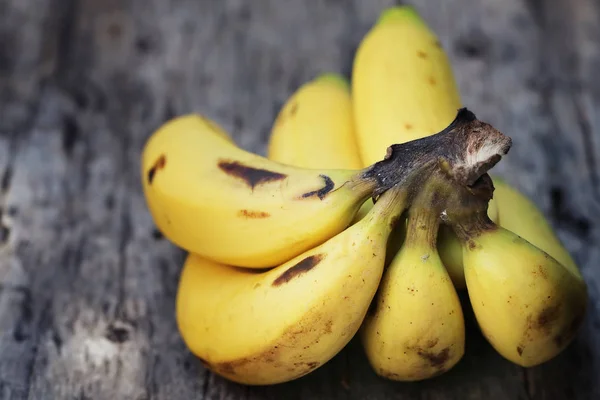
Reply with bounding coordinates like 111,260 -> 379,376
272,254 -> 325,286
417,347 -> 450,368
218,160 -> 287,189
517,345 -> 524,356
238,209 -> 270,218
323,319 -> 333,334
536,304 -> 561,333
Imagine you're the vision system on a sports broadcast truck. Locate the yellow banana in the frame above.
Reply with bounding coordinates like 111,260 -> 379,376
351,5 -> 499,289
175,186 -> 407,385
361,204 -> 465,381
141,114 -> 377,268
457,222 -> 587,366
352,5 -> 462,163
267,72 -> 378,235
493,177 -> 582,279
268,73 -> 363,169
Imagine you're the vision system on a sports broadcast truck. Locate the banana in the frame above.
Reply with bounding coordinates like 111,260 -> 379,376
351,5 -> 501,289
175,186 -> 407,385
493,177 -> 583,279
141,114 -> 377,268
352,5 -> 462,164
267,72 -> 378,234
457,222 -> 588,366
268,73 -> 363,169
361,195 -> 465,381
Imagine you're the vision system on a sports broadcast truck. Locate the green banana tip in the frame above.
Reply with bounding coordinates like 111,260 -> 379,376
315,73 -> 350,91
376,5 -> 425,26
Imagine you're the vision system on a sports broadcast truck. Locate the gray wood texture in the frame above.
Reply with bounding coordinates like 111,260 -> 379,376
1,0 -> 599,398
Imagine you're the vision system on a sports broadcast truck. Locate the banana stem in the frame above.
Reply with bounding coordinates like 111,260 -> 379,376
347,108 -> 512,243
435,172 -> 499,242
361,108 -> 512,199
404,208 -> 440,250
451,211 -> 497,242
365,185 -> 408,229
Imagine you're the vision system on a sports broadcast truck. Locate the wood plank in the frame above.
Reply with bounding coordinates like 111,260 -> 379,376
0,0 -> 598,398
0,0 -> 59,397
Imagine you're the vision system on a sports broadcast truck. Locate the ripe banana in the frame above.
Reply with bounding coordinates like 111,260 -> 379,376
141,114 -> 377,268
352,5 -> 462,164
457,222 -> 588,366
175,186 -> 407,385
361,204 -> 465,381
267,73 -> 363,169
267,72 -> 380,237
493,177 -> 583,279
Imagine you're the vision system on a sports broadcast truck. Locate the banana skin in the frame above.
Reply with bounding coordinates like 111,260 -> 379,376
141,114 -> 375,268
493,177 -> 582,279
361,209 -> 465,381
267,72 -> 375,238
352,5 -> 462,165
176,186 -> 406,385
268,73 -> 363,170
460,225 -> 587,367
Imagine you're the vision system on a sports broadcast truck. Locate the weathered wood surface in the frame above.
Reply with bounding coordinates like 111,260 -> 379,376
1,0 -> 599,398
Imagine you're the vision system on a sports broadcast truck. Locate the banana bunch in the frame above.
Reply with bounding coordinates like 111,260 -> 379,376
139,5 -> 588,386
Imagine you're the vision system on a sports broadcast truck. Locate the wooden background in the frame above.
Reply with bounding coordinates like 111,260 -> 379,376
1,0 -> 599,398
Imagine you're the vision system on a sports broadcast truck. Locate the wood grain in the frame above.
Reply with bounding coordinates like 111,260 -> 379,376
0,0 -> 598,399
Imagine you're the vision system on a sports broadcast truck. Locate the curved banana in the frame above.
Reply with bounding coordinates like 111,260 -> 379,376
268,73 -> 363,169
141,114 -> 376,268
176,186 -> 407,385
457,223 -> 587,366
351,5 -> 499,289
361,206 -> 465,380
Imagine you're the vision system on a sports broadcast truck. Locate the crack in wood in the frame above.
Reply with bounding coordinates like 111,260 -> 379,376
21,287 -> 38,400
114,200 -> 133,322
1,166 -> 13,193
53,0 -> 79,80
521,368 -> 534,399
61,114 -> 80,157
202,369 -> 210,399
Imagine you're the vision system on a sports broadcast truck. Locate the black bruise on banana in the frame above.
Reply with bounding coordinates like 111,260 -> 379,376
516,303 -> 564,358
417,347 -> 450,369
218,160 -> 287,189
272,254 -> 325,286
147,154 -> 166,184
300,175 -> 335,200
